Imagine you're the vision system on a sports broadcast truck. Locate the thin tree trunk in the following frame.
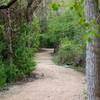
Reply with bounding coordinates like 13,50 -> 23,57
6,9 -> 13,65
84,0 -> 100,100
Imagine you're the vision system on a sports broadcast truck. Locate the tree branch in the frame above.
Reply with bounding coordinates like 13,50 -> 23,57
26,0 -> 43,22
0,0 -> 17,9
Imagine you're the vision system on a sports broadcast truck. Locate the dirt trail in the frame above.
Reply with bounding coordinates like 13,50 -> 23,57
0,48 -> 86,100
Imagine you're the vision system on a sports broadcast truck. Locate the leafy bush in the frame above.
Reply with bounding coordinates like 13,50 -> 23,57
0,17 -> 40,88
0,61 -> 6,88
54,38 -> 84,65
13,19 -> 39,79
6,64 -> 18,83
40,9 -> 86,68
40,10 -> 83,49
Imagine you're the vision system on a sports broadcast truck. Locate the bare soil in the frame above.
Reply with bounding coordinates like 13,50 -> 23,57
0,48 -> 86,100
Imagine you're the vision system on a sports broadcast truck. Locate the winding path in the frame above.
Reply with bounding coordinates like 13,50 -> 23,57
0,48 -> 86,100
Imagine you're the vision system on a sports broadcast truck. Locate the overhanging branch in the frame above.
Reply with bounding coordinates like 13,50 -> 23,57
26,0 -> 43,22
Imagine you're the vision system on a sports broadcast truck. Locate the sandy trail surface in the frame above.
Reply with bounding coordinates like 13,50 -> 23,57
0,48 -> 86,100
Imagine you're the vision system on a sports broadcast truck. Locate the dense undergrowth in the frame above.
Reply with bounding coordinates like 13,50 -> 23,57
0,18 -> 40,89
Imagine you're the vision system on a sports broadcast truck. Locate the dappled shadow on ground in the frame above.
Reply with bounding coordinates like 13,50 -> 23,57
0,72 -> 45,93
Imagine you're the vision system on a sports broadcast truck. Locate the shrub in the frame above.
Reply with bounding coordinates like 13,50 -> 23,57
54,38 -> 84,66
0,61 -> 6,88
6,64 -> 18,83
0,17 -> 40,88
13,23 -> 38,77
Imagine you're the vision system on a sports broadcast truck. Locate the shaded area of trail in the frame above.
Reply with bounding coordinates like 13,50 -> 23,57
0,48 -> 86,100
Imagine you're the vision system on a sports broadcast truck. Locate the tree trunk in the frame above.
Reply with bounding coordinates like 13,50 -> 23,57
6,9 -> 13,65
84,0 -> 100,100
54,42 -> 59,53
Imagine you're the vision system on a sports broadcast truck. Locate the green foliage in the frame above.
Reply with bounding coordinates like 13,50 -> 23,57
49,2 -> 60,11
0,25 -> 5,56
13,18 -> 40,79
40,5 -> 85,67
72,0 -> 100,43
0,17 -> 40,88
0,61 -> 6,88
0,0 -> 10,5
41,9 -> 84,46
0,25 -> 6,88
54,38 -> 84,65
6,64 -> 18,82
31,18 -> 40,51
